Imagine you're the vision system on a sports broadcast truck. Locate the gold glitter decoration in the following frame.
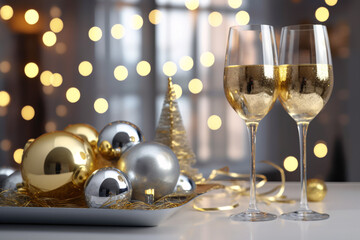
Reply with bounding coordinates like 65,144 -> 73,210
155,77 -> 202,181
307,178 -> 327,202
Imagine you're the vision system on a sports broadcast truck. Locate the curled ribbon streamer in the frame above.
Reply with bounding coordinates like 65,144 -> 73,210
193,161 -> 295,211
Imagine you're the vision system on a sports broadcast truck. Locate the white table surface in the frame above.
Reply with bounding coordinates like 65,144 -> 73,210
0,182 -> 359,240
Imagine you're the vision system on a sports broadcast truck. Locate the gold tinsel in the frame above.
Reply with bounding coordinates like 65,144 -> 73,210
155,77 -> 202,181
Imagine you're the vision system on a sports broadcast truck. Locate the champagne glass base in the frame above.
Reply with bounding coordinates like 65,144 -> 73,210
280,210 -> 329,221
230,210 -> 277,222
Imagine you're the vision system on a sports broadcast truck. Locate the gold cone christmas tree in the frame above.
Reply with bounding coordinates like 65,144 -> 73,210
155,77 -> 202,181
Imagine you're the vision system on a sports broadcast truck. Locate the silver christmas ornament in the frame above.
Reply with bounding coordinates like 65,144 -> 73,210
98,121 -> 144,161
2,171 -> 23,191
84,167 -> 132,208
0,167 -> 15,189
174,174 -> 196,194
117,142 -> 180,202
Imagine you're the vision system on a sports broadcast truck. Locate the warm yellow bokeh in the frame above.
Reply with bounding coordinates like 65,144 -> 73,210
24,9 -> 39,25
13,148 -> 23,164
50,18 -> 64,33
43,86 -> 54,95
40,70 -> 52,86
173,84 -> 182,99
283,156 -> 298,172
149,9 -> 162,25
0,91 -> 10,107
188,78 -> 203,94
111,24 -> 125,39
208,12 -> 223,27
179,56 -> 194,71
66,87 -> 81,103
78,61 -> 93,76
94,98 -> 109,114
136,61 -> 151,77
314,142 -> 328,158
0,139 -> 11,151
21,105 -> 35,121
55,42 -> 67,54
185,0 -> 199,10
235,10 -> 250,25
0,61 -> 11,73
24,62 -> 39,78
228,0 -> 242,9
51,73 -> 63,87
200,52 -> 215,67
163,61 -> 177,76
0,5 -> 13,20
325,0 -> 338,6
56,105 -> 67,117
88,26 -> 102,42
207,115 -> 222,130
315,7 -> 329,22
43,31 -> 57,47
114,65 -> 128,81
45,121 -> 57,132
132,15 -> 143,30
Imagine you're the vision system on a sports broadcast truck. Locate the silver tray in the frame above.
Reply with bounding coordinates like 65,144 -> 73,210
0,204 -> 188,227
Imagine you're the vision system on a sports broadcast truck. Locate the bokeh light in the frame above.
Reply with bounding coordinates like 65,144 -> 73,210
24,9 -> 39,25
207,115 -> 222,130
111,24 -> 125,39
179,56 -> 194,71
66,87 -> 81,103
235,10 -> 250,25
132,15 -> 143,30
0,107 -> 7,117
325,0 -> 338,6
21,105 -> 35,121
163,61 -> 177,76
51,73 -> 63,87
283,156 -> 298,172
0,61 -> 11,73
50,6 -> 61,18
173,84 -> 182,99
185,0 -> 199,10
50,18 -> 64,33
55,42 -> 67,54
13,148 -> 23,164
43,31 -> 57,47
149,9 -> 162,25
314,142 -> 328,158
88,26 -> 102,42
40,70 -> 52,86
0,5 -> 13,20
43,86 -> 54,95
200,52 -> 215,67
56,105 -> 67,117
315,7 -> 329,22
114,65 -> 128,81
24,62 -> 39,78
0,91 -> 10,107
188,78 -> 203,94
78,61 -> 93,77
208,12 -> 223,27
0,139 -> 11,151
45,121 -> 57,132
136,61 -> 151,77
228,0 -> 242,9
94,98 -> 108,114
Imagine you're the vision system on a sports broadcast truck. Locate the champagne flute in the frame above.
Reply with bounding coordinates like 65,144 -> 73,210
224,25 -> 278,222
278,24 -> 333,221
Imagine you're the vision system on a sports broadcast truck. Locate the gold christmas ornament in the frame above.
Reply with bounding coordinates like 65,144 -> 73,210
307,178 -> 327,202
155,77 -> 202,181
64,123 -> 98,149
21,131 -> 95,199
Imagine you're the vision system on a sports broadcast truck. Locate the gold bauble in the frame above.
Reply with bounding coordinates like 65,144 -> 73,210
21,131 -> 95,199
64,123 -> 98,149
307,178 -> 327,202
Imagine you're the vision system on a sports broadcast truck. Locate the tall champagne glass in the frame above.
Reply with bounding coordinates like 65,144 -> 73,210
224,25 -> 278,222
278,24 -> 333,221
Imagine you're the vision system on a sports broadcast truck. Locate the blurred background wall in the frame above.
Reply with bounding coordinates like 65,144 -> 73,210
0,0 -> 358,181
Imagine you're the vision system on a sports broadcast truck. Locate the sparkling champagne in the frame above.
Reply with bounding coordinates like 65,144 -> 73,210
278,64 -> 333,122
224,65 -> 278,123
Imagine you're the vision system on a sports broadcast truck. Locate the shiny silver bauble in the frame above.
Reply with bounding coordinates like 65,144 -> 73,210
97,121 -> 144,161
84,167 -> 132,208
2,170 -> 23,191
117,142 -> 180,202
174,174 -> 196,194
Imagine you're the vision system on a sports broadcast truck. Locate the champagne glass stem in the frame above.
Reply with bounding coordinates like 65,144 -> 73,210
297,122 -> 310,211
246,122 -> 259,212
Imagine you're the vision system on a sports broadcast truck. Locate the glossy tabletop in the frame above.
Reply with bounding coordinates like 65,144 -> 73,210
0,182 -> 359,240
